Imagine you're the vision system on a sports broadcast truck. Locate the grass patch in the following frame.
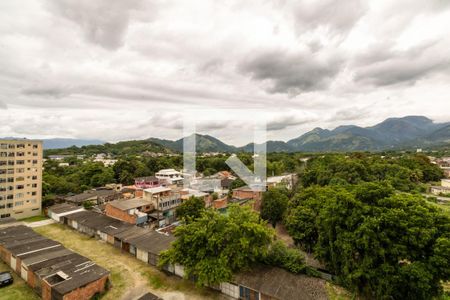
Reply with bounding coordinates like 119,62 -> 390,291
326,282 -> 355,300
20,215 -> 49,222
0,261 -> 40,300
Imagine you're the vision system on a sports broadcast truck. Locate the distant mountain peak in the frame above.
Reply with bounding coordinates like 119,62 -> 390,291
147,115 -> 449,153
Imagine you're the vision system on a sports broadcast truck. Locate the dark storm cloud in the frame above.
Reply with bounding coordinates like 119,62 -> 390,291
21,85 -> 72,98
46,0 -> 146,50
354,41 -> 450,86
239,50 -> 343,95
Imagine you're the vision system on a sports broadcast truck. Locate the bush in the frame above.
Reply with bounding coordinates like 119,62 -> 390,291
264,241 -> 306,274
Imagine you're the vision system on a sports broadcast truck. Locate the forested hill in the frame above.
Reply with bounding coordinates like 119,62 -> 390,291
44,116 -> 450,155
44,139 -> 173,157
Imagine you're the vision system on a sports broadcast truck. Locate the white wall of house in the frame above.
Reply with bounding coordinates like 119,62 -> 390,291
136,248 -> 148,263
51,209 -> 85,221
99,232 -> 107,241
10,255 -> 16,269
174,264 -> 185,277
21,264 -> 28,281
220,282 -> 239,299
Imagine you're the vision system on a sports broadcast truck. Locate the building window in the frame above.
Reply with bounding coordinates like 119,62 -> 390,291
7,177 -> 14,183
33,144 -> 38,149
16,185 -> 24,190
32,160 -> 38,164
0,152 -> 7,157
16,152 -> 25,157
16,176 -> 24,181
32,152 -> 38,156
15,201 -> 24,206
32,183 -> 37,188
0,169 -> 5,174
0,144 -> 7,149
31,199 -> 37,204
16,168 -> 24,173
31,192 -> 36,196
7,203 -> 13,208
16,193 -> 24,198
32,175 -> 37,180
0,213 -> 11,218
16,144 -> 25,149
239,286 -> 259,300
16,160 -> 24,165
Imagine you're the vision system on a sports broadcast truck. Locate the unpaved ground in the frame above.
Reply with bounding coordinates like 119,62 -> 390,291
25,219 -> 55,228
34,223 -> 227,300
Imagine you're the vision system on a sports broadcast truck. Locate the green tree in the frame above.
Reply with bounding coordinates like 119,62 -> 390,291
286,183 -> 450,299
175,196 -> 205,223
260,188 -> 289,227
159,205 -> 274,286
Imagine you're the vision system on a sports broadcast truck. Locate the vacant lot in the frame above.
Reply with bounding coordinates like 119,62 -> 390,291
0,261 -> 40,300
34,223 -> 226,300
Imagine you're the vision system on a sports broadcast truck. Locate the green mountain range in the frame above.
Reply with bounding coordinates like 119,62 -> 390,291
149,116 -> 450,153
44,116 -> 450,154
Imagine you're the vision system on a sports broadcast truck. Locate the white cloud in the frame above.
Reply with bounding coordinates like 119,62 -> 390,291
0,0 -> 449,144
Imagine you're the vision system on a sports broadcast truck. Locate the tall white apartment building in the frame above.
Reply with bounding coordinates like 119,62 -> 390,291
0,139 -> 43,219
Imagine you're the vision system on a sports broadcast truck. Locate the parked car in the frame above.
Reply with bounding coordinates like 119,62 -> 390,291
0,271 -> 13,287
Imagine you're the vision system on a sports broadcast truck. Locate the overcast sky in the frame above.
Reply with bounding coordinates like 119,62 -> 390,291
0,0 -> 449,146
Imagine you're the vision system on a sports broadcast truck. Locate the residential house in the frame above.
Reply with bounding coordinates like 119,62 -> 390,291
267,173 -> 298,190
121,185 -> 144,198
231,186 -> 264,211
430,179 -> 450,195
47,203 -> 85,222
155,169 -> 183,185
63,188 -> 122,206
135,176 -> 160,189
105,198 -> 153,225
144,186 -> 182,227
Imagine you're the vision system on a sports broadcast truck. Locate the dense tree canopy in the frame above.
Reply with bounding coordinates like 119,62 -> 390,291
261,188 -> 289,227
175,196 -> 205,223
43,160 -> 114,196
301,153 -> 443,192
286,182 -> 450,299
159,205 -> 274,286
